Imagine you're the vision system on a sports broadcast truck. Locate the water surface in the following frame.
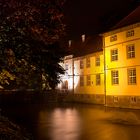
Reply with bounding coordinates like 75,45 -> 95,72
2,103 -> 140,140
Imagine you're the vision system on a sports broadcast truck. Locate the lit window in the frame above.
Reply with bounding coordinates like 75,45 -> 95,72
128,68 -> 136,85
110,35 -> 117,42
86,75 -> 91,86
86,57 -> 90,68
126,30 -> 134,37
96,56 -> 100,66
96,74 -> 101,85
111,70 -> 119,85
80,76 -> 84,86
111,49 -> 118,61
80,60 -> 84,69
127,44 -> 135,59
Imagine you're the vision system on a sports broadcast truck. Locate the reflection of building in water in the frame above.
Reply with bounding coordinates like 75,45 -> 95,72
58,6 -> 140,109
39,109 -> 81,140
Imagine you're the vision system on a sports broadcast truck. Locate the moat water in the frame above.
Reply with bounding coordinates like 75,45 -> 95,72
2,103 -> 140,140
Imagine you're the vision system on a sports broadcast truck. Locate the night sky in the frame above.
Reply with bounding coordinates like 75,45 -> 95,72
63,0 -> 140,39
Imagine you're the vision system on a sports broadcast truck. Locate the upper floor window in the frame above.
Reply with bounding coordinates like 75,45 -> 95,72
110,35 -> 117,42
86,57 -> 90,68
111,70 -> 119,85
128,68 -> 136,85
65,64 -> 68,70
96,56 -> 100,66
126,30 -> 134,37
86,75 -> 91,86
65,64 -> 68,75
80,60 -> 84,69
80,76 -> 84,86
111,49 -> 118,61
96,74 -> 101,85
127,44 -> 135,59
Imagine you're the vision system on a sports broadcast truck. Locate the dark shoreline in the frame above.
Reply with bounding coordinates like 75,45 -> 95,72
0,114 -> 32,140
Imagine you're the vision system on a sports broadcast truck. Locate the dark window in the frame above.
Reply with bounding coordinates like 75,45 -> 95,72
110,35 -> 117,42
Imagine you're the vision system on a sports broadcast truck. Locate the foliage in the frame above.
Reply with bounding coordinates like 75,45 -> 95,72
0,115 -> 32,139
0,69 -> 15,89
0,0 -> 67,89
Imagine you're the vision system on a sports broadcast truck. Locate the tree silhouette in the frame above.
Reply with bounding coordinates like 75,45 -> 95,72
0,0 -> 67,90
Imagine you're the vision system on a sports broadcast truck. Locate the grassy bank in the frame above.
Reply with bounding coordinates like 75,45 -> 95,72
0,114 -> 32,140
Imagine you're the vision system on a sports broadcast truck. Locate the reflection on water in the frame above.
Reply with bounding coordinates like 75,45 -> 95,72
2,104 -> 140,140
35,105 -> 140,140
38,108 -> 81,140
107,112 -> 140,125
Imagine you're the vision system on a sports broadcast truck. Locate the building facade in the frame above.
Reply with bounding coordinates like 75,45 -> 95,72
58,50 -> 105,104
58,6 -> 140,109
103,23 -> 140,109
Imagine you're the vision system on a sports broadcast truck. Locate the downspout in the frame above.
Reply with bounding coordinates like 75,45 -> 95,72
72,56 -> 74,94
103,35 -> 106,106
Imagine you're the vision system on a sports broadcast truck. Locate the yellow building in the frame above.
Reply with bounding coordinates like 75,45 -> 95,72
58,35 -> 105,104
102,23 -> 140,108
102,6 -> 140,109
72,50 -> 104,104
59,6 -> 140,108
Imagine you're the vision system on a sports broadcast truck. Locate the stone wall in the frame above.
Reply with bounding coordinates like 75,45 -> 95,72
106,95 -> 140,109
65,94 -> 105,105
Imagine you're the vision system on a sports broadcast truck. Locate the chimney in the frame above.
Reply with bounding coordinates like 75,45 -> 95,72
81,34 -> 85,42
68,40 -> 72,47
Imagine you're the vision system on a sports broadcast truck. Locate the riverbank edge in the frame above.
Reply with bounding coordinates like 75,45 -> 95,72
0,114 -> 32,140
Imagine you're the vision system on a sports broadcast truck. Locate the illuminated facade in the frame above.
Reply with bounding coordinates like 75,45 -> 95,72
103,23 -> 140,108
58,50 -> 105,104
58,55 -> 74,93
58,6 -> 140,108
58,35 -> 105,104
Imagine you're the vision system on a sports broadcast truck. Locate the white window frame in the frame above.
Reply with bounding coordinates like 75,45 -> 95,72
111,70 -> 119,85
127,44 -> 135,59
96,56 -> 100,66
128,68 -> 136,85
96,74 -> 101,85
111,49 -> 118,61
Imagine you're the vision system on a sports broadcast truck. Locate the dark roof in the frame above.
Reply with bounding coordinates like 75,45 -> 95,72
68,35 -> 102,57
112,5 -> 140,29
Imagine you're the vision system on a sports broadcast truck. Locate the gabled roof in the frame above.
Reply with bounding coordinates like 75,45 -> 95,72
68,35 -> 102,58
112,5 -> 140,29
